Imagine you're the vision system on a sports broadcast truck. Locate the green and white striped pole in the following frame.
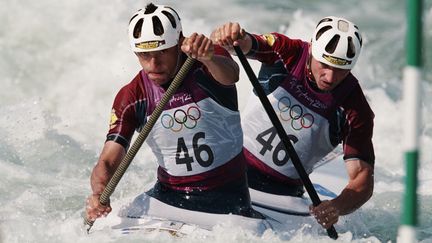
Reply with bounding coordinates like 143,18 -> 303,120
397,0 -> 422,242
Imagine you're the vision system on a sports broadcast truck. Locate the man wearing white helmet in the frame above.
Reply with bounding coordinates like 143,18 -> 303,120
211,17 -> 374,229
86,3 -> 262,224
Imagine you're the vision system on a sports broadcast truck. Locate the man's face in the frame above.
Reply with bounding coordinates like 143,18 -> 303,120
310,57 -> 350,92
136,45 -> 180,85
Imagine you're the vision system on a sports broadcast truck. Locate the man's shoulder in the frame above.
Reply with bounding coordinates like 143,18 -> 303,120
341,75 -> 370,106
112,72 -> 146,111
123,72 -> 143,90
340,76 -> 375,139
116,72 -> 144,97
253,32 -> 307,47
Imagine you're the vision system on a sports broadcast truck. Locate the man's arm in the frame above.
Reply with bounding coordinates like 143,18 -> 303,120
181,32 -> 240,85
199,54 -> 239,86
334,159 -> 374,214
86,141 -> 126,221
211,22 -> 303,67
310,159 -> 374,229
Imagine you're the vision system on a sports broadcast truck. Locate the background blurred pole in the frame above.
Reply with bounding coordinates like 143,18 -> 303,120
397,0 -> 422,242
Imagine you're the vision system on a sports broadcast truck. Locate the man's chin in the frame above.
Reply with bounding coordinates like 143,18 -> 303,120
317,82 -> 333,91
148,75 -> 169,85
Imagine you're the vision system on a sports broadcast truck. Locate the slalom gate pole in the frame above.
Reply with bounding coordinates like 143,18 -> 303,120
397,0 -> 422,242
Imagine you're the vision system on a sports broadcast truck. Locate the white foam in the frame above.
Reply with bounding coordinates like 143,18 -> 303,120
1,0 -> 432,242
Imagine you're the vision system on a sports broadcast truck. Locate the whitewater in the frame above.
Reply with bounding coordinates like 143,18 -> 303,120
1,0 -> 432,242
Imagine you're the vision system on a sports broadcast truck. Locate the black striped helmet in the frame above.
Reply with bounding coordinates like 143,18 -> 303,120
128,4 -> 182,52
311,16 -> 362,69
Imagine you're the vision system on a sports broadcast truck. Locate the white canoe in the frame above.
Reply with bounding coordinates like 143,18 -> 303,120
250,153 -> 348,233
89,152 -> 347,237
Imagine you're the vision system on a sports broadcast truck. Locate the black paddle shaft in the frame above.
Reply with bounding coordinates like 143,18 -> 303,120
233,46 -> 338,239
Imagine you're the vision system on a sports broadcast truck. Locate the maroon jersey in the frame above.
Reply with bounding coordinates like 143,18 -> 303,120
107,46 -> 247,191
243,32 -> 374,186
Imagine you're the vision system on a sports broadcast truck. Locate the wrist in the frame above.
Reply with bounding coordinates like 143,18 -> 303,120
199,53 -> 216,65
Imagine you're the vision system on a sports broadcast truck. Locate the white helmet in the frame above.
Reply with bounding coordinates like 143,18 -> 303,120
311,16 -> 362,70
128,3 -> 182,52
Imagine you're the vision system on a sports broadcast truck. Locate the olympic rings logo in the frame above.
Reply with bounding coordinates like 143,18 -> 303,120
161,106 -> 201,132
277,96 -> 314,130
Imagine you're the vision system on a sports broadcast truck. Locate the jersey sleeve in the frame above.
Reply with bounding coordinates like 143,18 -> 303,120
106,80 -> 146,149
341,85 -> 375,166
246,32 -> 305,68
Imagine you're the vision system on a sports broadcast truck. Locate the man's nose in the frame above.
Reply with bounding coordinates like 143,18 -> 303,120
149,56 -> 161,67
325,70 -> 337,83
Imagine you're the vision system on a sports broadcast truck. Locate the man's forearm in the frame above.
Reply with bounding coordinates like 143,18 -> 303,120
90,161 -> 115,195
333,185 -> 373,215
333,162 -> 374,215
201,56 -> 240,85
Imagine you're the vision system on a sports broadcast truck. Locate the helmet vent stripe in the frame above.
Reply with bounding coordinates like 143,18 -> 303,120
355,32 -> 362,46
129,14 -> 138,24
325,34 -> 340,54
162,10 -> 177,28
316,17 -> 333,27
133,18 -> 144,38
347,36 -> 356,58
165,7 -> 181,21
316,26 -> 332,41
152,16 -> 164,36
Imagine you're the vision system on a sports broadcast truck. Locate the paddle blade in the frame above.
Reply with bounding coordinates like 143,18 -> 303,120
327,226 -> 338,239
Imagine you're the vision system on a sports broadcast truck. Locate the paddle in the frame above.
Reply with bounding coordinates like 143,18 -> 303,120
84,57 -> 195,233
233,46 -> 338,239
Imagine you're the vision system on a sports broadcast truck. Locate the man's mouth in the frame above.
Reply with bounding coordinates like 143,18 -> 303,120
149,72 -> 164,78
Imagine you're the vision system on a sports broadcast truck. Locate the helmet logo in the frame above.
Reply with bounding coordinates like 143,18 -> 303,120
135,40 -> 166,50
322,54 -> 351,66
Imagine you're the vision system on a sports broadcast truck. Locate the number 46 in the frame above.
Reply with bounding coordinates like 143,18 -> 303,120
256,127 -> 298,166
176,132 -> 214,171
